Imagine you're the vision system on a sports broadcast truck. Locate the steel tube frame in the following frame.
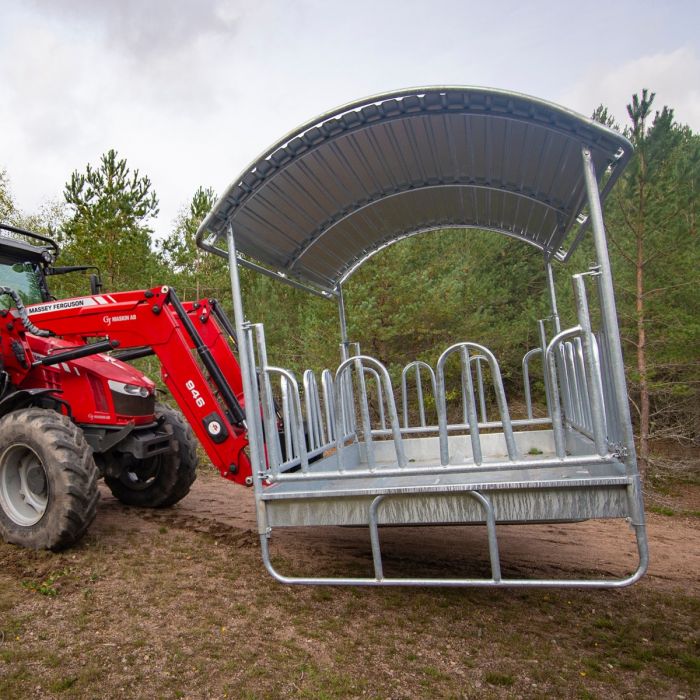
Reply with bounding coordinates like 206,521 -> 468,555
401,361 -> 437,429
545,260 -> 562,334
258,490 -> 648,587
572,274 -> 608,456
581,148 -> 647,577
522,347 -> 543,420
265,452 -> 621,485
581,149 -> 637,469
437,342 -> 518,467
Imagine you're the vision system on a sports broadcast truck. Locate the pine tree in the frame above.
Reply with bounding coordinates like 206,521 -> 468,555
158,186 -> 229,299
62,149 -> 160,290
597,91 -> 700,473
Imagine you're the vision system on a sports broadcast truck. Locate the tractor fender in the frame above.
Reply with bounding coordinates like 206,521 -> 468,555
0,388 -> 58,418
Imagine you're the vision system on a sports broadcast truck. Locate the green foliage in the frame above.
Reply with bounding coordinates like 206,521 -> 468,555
157,186 -> 230,300
61,149 -> 161,293
596,91 -> 700,447
159,186 -> 215,274
341,229 -> 547,383
237,228 -> 549,422
21,568 -> 70,597
591,104 -> 620,131
0,169 -> 15,221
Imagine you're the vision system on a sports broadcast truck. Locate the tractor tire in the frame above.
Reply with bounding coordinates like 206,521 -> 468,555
104,404 -> 198,508
0,408 -> 99,550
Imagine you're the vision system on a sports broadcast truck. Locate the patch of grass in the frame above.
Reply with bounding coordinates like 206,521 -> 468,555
680,653 -> 700,673
0,665 -> 31,698
485,671 -> 515,687
593,617 -> 614,629
618,656 -> 644,671
528,447 -> 544,455
48,676 -> 78,692
421,665 -> 449,680
21,567 -> 70,597
649,505 -> 675,516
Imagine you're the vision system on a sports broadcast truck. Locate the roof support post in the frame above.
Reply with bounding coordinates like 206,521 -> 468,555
337,285 -> 349,361
544,259 -> 561,334
580,148 -> 637,473
226,224 -> 265,501
336,284 -> 356,436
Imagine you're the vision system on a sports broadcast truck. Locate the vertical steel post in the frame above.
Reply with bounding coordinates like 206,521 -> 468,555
415,365 -> 426,427
337,284 -> 349,360
337,284 -> 355,435
461,346 -> 483,465
581,150 -> 637,470
226,225 -> 264,501
594,271 -> 622,444
522,348 -> 542,420
573,274 -> 608,456
355,357 -> 376,470
254,324 -> 283,474
581,149 -> 647,575
545,260 -> 562,334
475,357 -> 488,423
538,319 -> 553,417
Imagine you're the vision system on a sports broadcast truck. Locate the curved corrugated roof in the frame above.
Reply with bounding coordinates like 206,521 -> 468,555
197,86 -> 632,295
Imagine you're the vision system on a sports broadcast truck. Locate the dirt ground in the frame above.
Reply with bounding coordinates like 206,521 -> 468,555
144,470 -> 700,592
1,467 -> 698,699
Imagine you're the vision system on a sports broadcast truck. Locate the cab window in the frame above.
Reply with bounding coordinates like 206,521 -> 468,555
0,261 -> 45,309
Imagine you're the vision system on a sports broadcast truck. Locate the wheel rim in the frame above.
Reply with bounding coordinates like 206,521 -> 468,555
0,444 -> 49,526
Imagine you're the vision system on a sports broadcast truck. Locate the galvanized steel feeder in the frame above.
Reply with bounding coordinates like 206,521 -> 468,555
197,87 -> 648,587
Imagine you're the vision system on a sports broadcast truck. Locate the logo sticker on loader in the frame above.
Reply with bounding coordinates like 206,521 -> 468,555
26,298 -> 98,315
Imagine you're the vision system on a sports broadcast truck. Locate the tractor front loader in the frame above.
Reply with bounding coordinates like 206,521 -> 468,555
0,223 -> 252,550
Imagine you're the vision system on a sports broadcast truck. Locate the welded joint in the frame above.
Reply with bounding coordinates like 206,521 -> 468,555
611,443 -> 629,459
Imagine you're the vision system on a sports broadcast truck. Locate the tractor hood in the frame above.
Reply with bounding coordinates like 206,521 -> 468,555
27,335 -> 155,392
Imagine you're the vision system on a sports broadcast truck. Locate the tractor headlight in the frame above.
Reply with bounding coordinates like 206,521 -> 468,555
107,380 -> 151,398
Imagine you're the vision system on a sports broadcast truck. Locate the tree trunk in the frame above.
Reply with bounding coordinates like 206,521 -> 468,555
636,229 -> 650,474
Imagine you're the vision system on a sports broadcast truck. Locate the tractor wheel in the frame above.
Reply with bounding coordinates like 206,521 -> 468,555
0,408 -> 99,550
104,404 -> 198,508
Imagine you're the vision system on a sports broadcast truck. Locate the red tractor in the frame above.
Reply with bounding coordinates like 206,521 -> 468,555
0,222 -> 251,550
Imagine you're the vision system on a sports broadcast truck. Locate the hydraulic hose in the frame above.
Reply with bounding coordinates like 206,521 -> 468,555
0,287 -> 53,337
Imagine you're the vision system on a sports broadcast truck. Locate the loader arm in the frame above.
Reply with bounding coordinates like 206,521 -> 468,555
15,287 -> 252,485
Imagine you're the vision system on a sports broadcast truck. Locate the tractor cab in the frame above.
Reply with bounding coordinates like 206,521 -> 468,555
0,222 -> 102,306
0,225 -> 55,307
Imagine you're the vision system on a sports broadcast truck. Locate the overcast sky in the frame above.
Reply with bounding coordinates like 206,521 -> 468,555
1,0 -> 699,238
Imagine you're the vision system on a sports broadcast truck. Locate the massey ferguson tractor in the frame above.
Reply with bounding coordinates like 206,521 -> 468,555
0,222 -> 251,550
